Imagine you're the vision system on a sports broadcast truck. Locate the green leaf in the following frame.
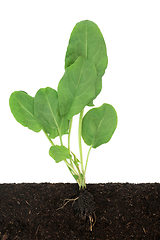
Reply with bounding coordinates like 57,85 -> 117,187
65,20 -> 108,101
9,91 -> 41,132
58,56 -> 97,119
65,20 -> 108,76
49,145 -> 71,163
73,175 -> 79,181
87,78 -> 102,106
34,87 -> 69,139
82,103 -> 117,148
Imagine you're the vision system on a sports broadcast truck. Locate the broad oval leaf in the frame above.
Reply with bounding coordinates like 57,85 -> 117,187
65,20 -> 108,77
34,87 -> 69,139
9,91 -> 41,132
49,145 -> 71,163
58,56 -> 97,119
82,103 -> 117,148
65,20 -> 108,101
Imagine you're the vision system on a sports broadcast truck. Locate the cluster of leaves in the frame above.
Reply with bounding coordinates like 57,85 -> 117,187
9,20 -> 117,189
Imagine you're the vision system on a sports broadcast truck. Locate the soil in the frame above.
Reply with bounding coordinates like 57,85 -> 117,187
0,182 -> 160,239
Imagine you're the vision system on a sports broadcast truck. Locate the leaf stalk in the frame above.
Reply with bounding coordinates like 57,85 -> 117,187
84,145 -> 93,177
43,130 -> 54,146
78,109 -> 86,188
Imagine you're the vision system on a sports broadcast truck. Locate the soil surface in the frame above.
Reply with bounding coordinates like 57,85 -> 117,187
0,182 -> 160,239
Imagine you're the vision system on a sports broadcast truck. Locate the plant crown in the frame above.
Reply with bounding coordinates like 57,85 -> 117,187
9,20 -> 117,189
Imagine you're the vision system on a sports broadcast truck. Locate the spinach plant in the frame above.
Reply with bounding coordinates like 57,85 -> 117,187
9,20 -> 117,189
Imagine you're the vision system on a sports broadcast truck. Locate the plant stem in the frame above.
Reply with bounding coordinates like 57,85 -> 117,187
68,118 -> 73,152
68,119 -> 79,179
71,152 -> 81,175
65,162 -> 81,186
63,159 -> 79,176
78,109 -> 85,187
84,145 -> 93,177
59,135 -> 63,146
78,110 -> 84,172
43,130 -> 54,146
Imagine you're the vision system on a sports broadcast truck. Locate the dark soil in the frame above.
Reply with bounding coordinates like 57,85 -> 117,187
0,182 -> 160,239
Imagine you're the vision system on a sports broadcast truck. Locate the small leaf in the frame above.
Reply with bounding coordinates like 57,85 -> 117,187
34,87 -> 69,139
82,103 -> 117,148
71,152 -> 80,167
73,175 -> 79,181
49,145 -> 71,163
73,159 -> 79,167
58,56 -> 97,119
9,91 -> 41,132
65,20 -> 108,101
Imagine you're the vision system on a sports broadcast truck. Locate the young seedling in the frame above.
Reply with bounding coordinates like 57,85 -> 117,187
9,20 -> 117,190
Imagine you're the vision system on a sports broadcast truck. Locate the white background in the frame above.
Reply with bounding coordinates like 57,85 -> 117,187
1,1 -> 160,184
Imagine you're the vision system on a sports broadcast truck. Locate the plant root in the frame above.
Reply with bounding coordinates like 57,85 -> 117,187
56,196 -> 79,211
73,189 -> 96,231
87,212 -> 96,231
56,189 -> 96,231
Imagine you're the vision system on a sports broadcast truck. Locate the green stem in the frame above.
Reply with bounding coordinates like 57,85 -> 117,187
43,130 -> 54,146
68,119 -> 76,175
78,110 -> 84,174
63,159 -> 79,176
59,135 -> 63,146
68,118 -> 73,152
78,109 -> 86,189
69,158 -> 74,173
84,145 -> 93,177
65,163 -> 81,186
70,152 -> 81,175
